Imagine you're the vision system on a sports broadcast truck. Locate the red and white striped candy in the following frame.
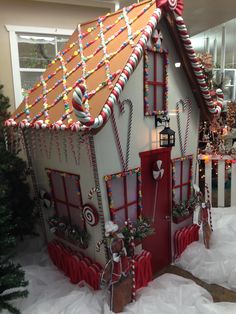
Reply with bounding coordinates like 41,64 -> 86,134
175,16 -> 223,116
34,120 -> 43,129
5,118 -> 16,127
19,119 -> 30,129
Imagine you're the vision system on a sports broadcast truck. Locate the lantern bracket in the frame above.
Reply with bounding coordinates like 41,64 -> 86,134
155,113 -> 170,128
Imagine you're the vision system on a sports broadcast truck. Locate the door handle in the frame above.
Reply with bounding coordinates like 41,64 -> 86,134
165,215 -> 171,221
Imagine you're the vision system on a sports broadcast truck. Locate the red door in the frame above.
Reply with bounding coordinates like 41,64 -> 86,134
139,148 -> 171,274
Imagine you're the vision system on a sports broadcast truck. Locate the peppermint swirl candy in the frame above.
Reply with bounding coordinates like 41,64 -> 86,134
83,204 -> 99,226
168,0 -> 177,11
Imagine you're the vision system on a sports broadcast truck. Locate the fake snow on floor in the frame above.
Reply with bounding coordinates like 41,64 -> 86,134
6,256 -> 236,314
4,223 -> 236,314
176,207 -> 236,291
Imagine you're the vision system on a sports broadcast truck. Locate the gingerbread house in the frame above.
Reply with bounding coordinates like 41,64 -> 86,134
5,0 -> 223,276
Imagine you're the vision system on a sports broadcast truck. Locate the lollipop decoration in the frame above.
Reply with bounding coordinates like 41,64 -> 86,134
152,160 -> 164,222
82,204 -> 99,227
153,159 -> 164,180
39,189 -> 52,209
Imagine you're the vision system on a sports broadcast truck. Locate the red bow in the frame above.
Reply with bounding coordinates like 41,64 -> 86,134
156,0 -> 184,16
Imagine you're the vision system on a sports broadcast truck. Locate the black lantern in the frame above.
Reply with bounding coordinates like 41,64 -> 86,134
160,125 -> 175,147
155,114 -> 175,147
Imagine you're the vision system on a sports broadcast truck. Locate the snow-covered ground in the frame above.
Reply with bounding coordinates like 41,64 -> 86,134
4,207 -> 236,314
176,207 -> 236,291
6,252 -> 236,314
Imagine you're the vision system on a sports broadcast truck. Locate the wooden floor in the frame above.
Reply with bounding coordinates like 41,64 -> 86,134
156,265 -> 236,303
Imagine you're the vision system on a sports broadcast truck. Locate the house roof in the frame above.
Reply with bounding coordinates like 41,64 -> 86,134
6,0 -> 223,132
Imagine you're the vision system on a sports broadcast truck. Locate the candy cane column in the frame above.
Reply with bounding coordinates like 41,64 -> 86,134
72,8 -> 162,129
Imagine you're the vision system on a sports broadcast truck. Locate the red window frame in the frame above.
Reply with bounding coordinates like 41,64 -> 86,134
144,47 -> 168,116
104,168 -> 142,226
46,168 -> 85,230
172,156 -> 193,205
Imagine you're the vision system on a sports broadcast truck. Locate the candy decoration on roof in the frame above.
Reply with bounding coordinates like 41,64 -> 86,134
99,17 -> 113,89
123,7 -> 135,48
41,75 -> 50,126
77,24 -> 89,111
72,7 -> 162,129
157,0 -> 184,16
175,16 -> 223,116
72,84 -> 86,117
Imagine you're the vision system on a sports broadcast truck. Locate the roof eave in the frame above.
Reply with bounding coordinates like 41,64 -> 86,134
164,11 -> 211,121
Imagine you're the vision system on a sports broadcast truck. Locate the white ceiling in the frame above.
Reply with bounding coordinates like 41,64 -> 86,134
32,0 -> 236,35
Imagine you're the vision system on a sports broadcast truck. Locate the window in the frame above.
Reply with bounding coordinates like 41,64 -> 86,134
46,168 -> 85,231
172,156 -> 193,205
144,48 -> 168,116
104,168 -> 142,228
6,25 -> 73,107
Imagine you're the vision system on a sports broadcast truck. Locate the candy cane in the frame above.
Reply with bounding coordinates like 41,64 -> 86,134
176,98 -> 191,156
125,220 -> 136,301
72,7 -> 162,129
124,99 -> 133,171
111,112 -> 126,171
88,187 -> 100,200
205,183 -> 213,231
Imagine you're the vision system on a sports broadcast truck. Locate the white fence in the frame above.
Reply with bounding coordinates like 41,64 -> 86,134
197,154 -> 236,207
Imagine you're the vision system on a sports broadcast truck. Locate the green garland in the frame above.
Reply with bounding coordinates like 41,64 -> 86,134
121,216 -> 155,243
48,216 -> 89,249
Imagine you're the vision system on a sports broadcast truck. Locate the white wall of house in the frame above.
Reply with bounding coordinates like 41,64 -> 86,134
26,129 -> 106,265
0,0 -> 109,112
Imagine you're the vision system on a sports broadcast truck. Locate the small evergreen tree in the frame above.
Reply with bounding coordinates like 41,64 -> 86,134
0,190 -> 28,314
0,84 -> 33,313
0,84 -> 35,238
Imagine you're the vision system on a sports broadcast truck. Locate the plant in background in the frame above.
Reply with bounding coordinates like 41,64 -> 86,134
172,197 -> 197,219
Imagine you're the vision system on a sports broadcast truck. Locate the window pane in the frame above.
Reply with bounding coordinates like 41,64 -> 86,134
156,54 -> 164,82
51,172 -> 65,201
69,207 -> 84,229
111,177 -> 125,208
182,160 -> 190,184
174,161 -> 181,186
147,84 -> 154,111
182,185 -> 189,202
147,52 -> 154,81
17,34 -> 56,69
128,204 -> 137,223
57,202 -> 68,220
65,175 -> 82,207
156,85 -> 164,111
114,208 -> 125,228
20,71 -> 43,91
127,175 -> 137,203
173,187 -> 180,204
